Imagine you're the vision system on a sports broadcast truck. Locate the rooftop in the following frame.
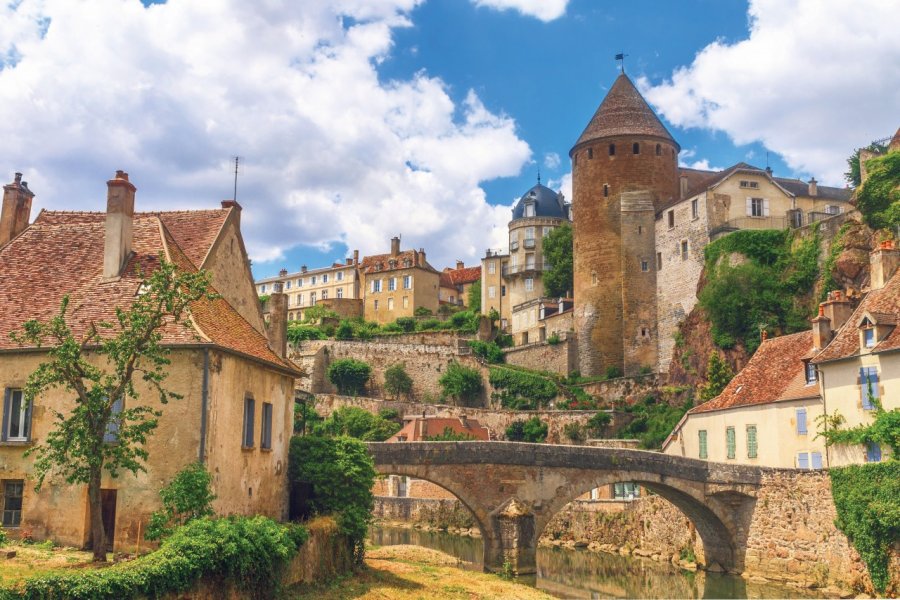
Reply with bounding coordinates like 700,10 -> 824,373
511,182 -> 569,221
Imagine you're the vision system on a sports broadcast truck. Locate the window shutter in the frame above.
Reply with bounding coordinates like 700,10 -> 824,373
763,199 -> 770,216
370,280 -> 375,293
796,409 -> 807,434
797,453 -> 809,469
746,198 -> 752,216
811,452 -> 823,469
23,398 -> 33,442
104,397 -> 123,443
867,443 -> 881,463
861,368 -> 874,409
1,389 -> 10,442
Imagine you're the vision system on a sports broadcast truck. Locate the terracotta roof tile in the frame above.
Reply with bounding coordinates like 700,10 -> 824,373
691,331 -> 817,414
443,266 -> 481,286
387,417 -> 491,442
360,250 -> 437,274
813,268 -> 900,363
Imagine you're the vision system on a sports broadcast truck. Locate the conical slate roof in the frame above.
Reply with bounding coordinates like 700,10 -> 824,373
571,74 -> 679,153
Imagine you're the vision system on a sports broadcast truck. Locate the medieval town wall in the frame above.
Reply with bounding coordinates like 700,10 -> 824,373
502,335 -> 577,375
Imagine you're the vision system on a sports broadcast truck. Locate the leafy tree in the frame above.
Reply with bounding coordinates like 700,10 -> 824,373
313,406 -> 400,441
383,363 -> 413,399
700,352 -> 734,401
145,463 -> 216,541
856,150 -> 900,230
327,358 -> 371,396
845,141 -> 889,188
586,412 -> 612,438
286,323 -> 326,343
467,280 -> 482,312
543,224 -> 573,297
293,400 -> 321,435
438,361 -> 483,407
335,320 -> 354,340
620,396 -> 693,450
488,367 -> 557,410
425,426 -> 475,441
10,259 -> 213,561
414,306 -> 433,317
469,340 -> 505,364
505,417 -> 548,443
395,317 -> 417,332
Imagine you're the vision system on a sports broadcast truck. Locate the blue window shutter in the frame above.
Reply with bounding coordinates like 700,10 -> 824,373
861,368 -> 876,409
867,443 -> 881,463
796,409 -> 807,435
797,453 -> 809,469
811,452 -> 823,469
104,397 -> 123,443
1,389 -> 10,442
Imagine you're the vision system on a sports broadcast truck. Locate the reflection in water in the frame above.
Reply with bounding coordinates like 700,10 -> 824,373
370,526 -> 827,599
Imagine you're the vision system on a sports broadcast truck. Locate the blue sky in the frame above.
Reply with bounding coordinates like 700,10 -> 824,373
1,0 -> 898,279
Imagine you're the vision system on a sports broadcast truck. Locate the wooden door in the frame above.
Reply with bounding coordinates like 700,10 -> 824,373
100,489 -> 117,552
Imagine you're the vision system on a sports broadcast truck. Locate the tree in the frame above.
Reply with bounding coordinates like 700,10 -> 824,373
467,280 -> 482,312
845,141 -> 889,188
312,406 -> 400,441
700,352 -> 735,401
542,224 -> 573,297
383,363 -> 413,399
505,417 -> 548,443
11,259 -> 213,561
856,150 -> 900,230
438,361 -> 483,407
327,358 -> 371,396
145,463 -> 216,541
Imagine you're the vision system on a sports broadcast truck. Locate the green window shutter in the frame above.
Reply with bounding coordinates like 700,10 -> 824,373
698,430 -> 707,459
726,427 -> 736,459
746,425 -> 757,458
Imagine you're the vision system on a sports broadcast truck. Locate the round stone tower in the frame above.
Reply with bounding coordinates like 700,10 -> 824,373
569,74 -> 680,376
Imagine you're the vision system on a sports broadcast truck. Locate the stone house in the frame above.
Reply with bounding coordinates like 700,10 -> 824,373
438,261 -> 481,308
360,237 -> 441,324
0,171 -> 300,551
256,255 -> 361,322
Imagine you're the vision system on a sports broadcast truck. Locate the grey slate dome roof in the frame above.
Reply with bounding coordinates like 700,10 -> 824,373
511,183 -> 568,221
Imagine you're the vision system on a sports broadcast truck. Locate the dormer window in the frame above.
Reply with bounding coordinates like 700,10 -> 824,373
805,361 -> 817,385
524,202 -> 535,218
404,259 -> 412,268
864,327 -> 875,348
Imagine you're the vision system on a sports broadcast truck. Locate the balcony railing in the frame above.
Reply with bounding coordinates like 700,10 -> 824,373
523,238 -> 536,249
502,264 -> 549,277
510,241 -> 519,251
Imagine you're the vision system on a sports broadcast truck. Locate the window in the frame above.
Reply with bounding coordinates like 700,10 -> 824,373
640,259 -> 649,272
310,291 -> 316,304
488,262 -> 496,274
691,199 -> 698,219
321,290 -> 328,300
403,275 -> 412,289
337,271 -> 344,281
388,298 -> 394,311
603,184 -> 609,198
261,403 -> 273,450
638,225 -> 642,234
825,205 -> 842,215
242,397 -> 255,448
656,252 -> 662,270
805,362 -> 817,384
501,285 -> 506,297
680,240 -> 689,260
542,226 -> 551,237
104,396 -> 123,443
388,277 -> 396,291
372,280 -> 382,293
298,293 -> 304,306
2,480 -> 23,527
632,142 -> 640,154
588,147 -> 593,159
260,284 -> 267,293
726,426 -> 736,459
746,425 -> 758,458
608,144 -> 615,156
524,278 -> 534,292
667,210 -> 675,228
285,280 -> 291,290
322,274 -> 328,283
739,180 -> 759,189
525,227 -> 535,240
524,203 -> 535,218
402,296 -> 409,308
866,442 -> 882,463
796,408 -> 808,435
747,197 -> 769,217
311,275 -> 317,285
2,389 -> 31,442
488,286 -> 496,299
525,253 -> 535,269
698,430 -> 708,459
655,143 -> 661,156
613,482 -> 640,499
863,327 -> 875,348
337,287 -> 343,299
297,278 -> 303,287
861,367 -> 879,409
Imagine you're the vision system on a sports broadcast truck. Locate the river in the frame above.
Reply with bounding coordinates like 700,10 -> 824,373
370,525 -> 830,599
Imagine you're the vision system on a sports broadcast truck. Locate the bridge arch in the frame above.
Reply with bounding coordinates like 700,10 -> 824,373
367,441 -> 762,575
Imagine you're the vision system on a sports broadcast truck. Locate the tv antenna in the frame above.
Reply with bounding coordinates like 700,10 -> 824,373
232,156 -> 242,202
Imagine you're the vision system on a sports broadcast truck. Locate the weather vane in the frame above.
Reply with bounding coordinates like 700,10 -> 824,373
615,52 -> 628,74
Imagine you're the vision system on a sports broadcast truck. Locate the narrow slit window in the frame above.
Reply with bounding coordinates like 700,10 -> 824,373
608,144 -> 615,156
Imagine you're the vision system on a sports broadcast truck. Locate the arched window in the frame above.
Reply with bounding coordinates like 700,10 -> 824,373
609,144 -> 616,156
632,142 -> 640,154
655,144 -> 661,156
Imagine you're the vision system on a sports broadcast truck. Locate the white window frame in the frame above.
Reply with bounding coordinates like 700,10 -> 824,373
524,278 -> 534,292
488,262 -> 496,274
691,199 -> 698,220
488,286 -> 496,299
4,389 -> 29,442
403,275 -> 412,289
336,288 -> 343,299
337,271 -> 344,281
388,277 -> 396,291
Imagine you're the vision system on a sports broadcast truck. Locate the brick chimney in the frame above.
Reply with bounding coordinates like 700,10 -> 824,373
419,247 -> 426,265
811,304 -> 832,350
301,265 -> 307,274
267,282 -> 288,358
0,172 -> 34,247
103,170 -> 136,279
821,289 -> 854,330
391,236 -> 401,257
456,260 -> 464,270
679,174 -> 689,200
808,178 -> 818,197
279,268 -> 288,277
353,249 -> 359,265
870,240 -> 900,290
221,199 -> 241,225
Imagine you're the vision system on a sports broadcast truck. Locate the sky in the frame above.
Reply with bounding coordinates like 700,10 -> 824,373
1,0 -> 898,279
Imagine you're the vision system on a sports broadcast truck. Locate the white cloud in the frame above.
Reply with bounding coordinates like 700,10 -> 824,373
0,0 -> 532,270
640,0 -> 900,185
547,172 -> 571,205
543,152 -> 561,170
471,0 -> 568,22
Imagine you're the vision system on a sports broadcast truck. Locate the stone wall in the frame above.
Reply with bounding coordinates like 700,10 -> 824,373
502,335 -> 576,375
574,372 -> 659,404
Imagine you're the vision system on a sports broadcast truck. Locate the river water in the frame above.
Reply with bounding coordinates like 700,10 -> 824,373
370,525 -> 829,599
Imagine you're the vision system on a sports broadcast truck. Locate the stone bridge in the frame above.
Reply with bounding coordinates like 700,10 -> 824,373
367,441 -> 765,575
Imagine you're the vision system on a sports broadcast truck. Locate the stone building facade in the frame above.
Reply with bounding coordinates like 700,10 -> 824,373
256,256 -> 361,322
360,237 -> 441,324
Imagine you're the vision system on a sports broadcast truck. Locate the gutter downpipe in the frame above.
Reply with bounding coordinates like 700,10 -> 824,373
199,348 -> 210,463
817,365 -> 828,468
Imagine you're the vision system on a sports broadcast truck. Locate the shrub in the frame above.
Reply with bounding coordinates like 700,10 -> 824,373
312,406 -> 400,441
286,324 -> 326,343
395,317 -> 416,332
620,397 -> 693,449
546,334 -> 561,345
467,280 -> 482,312
380,322 -> 403,333
417,318 -> 442,331
0,528 -> 7,546
450,310 -> 479,332
145,463 -> 216,542
494,333 -> 513,348
12,516 -> 308,599
327,358 -> 371,396
468,340 -> 504,364
335,320 -> 354,340
604,365 -> 623,380
289,436 -> 375,562
413,306 -> 433,317
383,363 -> 413,399
438,361 -> 483,407
563,422 -> 585,444
425,426 -> 475,441
586,412 -> 612,438
489,367 -> 558,410
293,401 -> 321,435
856,150 -> 900,230
505,417 -> 548,443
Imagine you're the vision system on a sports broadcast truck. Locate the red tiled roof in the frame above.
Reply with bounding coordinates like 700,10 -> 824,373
360,250 -> 437,274
813,267 -> 900,363
387,417 -> 491,442
691,331 -> 817,414
442,266 -> 481,287
0,210 -> 297,375
439,272 -> 453,288
572,74 -> 679,152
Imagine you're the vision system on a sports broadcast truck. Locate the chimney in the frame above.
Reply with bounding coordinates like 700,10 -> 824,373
821,289 -> 854,331
869,240 -> 900,290
413,249 -> 419,266
808,178 -> 818,197
679,174 -> 689,200
353,249 -> 359,265
103,170 -> 136,279
0,172 -> 34,247
301,265 -> 307,274
456,260 -> 464,270
419,248 -> 426,265
390,236 -> 401,257
221,199 -> 242,225
267,281 -> 288,358
811,304 -> 832,350
765,166 -> 773,176
279,268 -> 288,277
345,257 -> 353,265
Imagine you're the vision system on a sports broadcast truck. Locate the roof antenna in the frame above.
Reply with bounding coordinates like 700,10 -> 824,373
232,156 -> 242,201
537,170 -> 541,185
615,52 -> 628,74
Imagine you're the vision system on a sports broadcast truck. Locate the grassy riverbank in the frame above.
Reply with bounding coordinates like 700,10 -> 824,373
289,545 -> 551,600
